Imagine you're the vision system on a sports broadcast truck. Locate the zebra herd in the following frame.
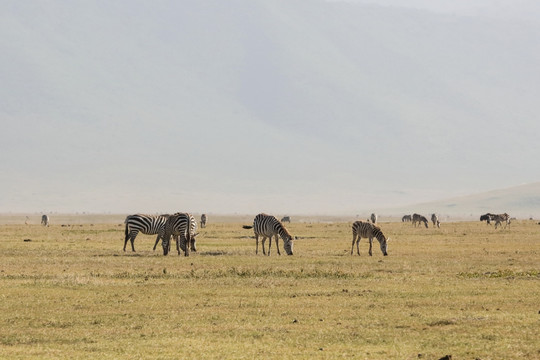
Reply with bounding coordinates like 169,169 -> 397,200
401,213 -> 440,228
123,212 -> 392,257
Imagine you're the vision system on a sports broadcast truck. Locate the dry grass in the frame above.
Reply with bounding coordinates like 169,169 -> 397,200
0,219 -> 539,359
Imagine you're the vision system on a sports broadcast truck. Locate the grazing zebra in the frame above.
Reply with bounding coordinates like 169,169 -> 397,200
124,214 -> 170,252
431,213 -> 441,228
412,213 -> 429,228
200,213 -> 207,228
281,216 -> 291,223
243,213 -> 294,255
402,214 -> 412,222
370,213 -> 377,224
41,215 -> 49,227
351,221 -> 389,256
161,213 -> 198,256
493,213 -> 510,229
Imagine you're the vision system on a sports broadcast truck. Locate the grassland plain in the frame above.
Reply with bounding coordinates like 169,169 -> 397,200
0,218 -> 539,359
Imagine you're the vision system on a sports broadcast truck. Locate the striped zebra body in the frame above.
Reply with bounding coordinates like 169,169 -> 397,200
370,213 -> 377,224
351,221 -> 388,256
161,213 -> 198,256
493,213 -> 510,229
200,214 -> 207,228
243,213 -> 294,255
431,214 -> 440,228
402,215 -> 412,222
124,214 -> 169,252
412,213 -> 429,228
41,215 -> 49,227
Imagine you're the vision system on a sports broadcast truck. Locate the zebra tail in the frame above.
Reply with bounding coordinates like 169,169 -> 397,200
242,225 -> 253,229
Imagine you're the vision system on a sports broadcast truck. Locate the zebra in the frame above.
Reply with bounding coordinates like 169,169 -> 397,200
493,213 -> 510,229
431,213 -> 441,228
402,215 -> 412,222
41,215 -> 49,227
281,216 -> 291,223
351,221 -> 388,256
412,213 -> 429,228
161,213 -> 198,256
124,214 -> 170,252
200,214 -> 207,228
370,213 -> 377,224
242,213 -> 294,255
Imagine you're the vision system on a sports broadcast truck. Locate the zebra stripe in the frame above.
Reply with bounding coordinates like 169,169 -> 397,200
41,215 -> 49,227
243,213 -> 294,255
412,213 -> 429,228
161,213 -> 198,256
351,221 -> 388,256
124,214 -> 170,252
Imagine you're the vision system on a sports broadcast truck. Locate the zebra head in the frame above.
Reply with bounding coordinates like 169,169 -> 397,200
380,237 -> 389,256
283,235 -> 294,255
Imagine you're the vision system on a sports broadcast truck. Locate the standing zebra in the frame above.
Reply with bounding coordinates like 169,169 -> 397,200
402,215 -> 412,222
493,213 -> 510,229
351,221 -> 388,256
431,213 -> 441,228
243,213 -> 294,255
412,213 -> 429,228
41,215 -> 49,227
200,214 -> 207,228
124,214 -> 170,252
370,213 -> 377,224
281,216 -> 291,223
161,213 -> 198,256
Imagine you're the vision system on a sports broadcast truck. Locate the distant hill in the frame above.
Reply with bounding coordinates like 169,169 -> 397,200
379,182 -> 540,220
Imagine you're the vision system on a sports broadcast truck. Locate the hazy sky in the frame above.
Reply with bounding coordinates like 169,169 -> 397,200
1,0 -> 539,215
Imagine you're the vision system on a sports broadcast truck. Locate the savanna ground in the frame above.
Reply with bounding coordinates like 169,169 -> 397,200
0,216 -> 539,359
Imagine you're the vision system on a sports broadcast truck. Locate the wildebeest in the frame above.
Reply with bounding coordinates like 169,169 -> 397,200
402,215 -> 412,222
281,216 -> 291,223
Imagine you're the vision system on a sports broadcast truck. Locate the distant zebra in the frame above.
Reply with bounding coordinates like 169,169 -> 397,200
41,215 -> 49,227
370,213 -> 377,224
281,216 -> 291,223
493,213 -> 510,229
431,213 -> 440,228
124,214 -> 170,252
412,213 -> 429,228
351,221 -> 389,256
161,213 -> 198,256
402,215 -> 412,222
243,213 -> 294,255
200,214 -> 207,228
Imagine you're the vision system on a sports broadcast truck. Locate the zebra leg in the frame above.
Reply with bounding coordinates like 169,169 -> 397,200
262,236 -> 268,256
255,234 -> 259,255
351,234 -> 357,255
368,237 -> 373,256
153,234 -> 161,251
267,236 -> 272,256
275,235 -> 281,256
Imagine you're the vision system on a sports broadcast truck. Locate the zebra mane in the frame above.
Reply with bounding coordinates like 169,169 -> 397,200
278,223 -> 293,240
